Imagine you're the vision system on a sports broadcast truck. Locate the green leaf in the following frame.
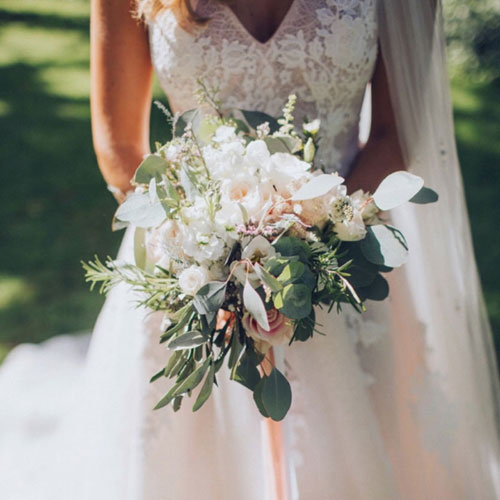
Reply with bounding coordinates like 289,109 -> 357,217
234,351 -> 261,390
276,283 -> 312,320
193,281 -> 227,315
164,351 -> 188,378
174,108 -> 201,137
173,357 -> 211,396
263,135 -> 302,154
260,368 -> 292,421
193,362 -> 215,412
240,109 -> 280,133
173,395 -> 183,412
228,320 -> 244,370
360,225 -> 409,268
168,330 -> 208,350
160,306 -> 194,343
150,367 -> 166,383
243,280 -> 269,330
410,186 -> 439,204
133,227 -> 147,270
358,274 -> 390,301
292,309 -> 315,342
134,154 -> 168,184
291,174 -> 344,201
277,261 -> 305,285
115,192 -> 166,228
273,237 -> 312,264
253,264 -> 283,292
373,171 -> 424,210
253,378 -> 270,418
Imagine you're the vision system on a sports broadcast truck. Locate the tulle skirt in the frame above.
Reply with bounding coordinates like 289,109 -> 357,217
1,227 -> 499,500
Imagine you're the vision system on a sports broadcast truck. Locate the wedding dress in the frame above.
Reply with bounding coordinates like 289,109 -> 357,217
1,1 -> 500,499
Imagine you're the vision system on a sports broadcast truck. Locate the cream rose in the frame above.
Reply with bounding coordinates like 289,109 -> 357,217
242,308 -> 294,354
178,265 -> 211,296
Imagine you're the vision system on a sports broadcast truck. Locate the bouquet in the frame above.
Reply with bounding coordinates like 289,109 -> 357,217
83,94 -> 438,421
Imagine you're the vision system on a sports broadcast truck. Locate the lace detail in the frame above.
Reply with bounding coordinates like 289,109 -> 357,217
148,0 -> 378,175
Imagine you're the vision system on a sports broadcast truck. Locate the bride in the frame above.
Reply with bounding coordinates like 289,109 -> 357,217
1,0 -> 500,498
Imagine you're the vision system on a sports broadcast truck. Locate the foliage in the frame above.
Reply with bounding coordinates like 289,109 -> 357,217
444,0 -> 500,83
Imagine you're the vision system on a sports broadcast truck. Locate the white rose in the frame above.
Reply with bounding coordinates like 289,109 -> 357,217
333,210 -> 367,241
213,125 -> 237,143
245,140 -> 270,168
264,152 -> 311,196
178,265 -> 211,296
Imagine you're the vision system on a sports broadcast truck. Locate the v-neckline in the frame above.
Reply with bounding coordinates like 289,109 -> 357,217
224,0 -> 298,46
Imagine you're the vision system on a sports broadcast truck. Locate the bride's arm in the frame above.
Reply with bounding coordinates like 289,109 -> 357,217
90,0 -> 153,201
345,53 -> 405,194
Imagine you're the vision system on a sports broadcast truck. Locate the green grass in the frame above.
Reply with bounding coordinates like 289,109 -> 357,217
0,0 -> 499,360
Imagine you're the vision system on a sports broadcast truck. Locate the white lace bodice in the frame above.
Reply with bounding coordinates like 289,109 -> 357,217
148,0 -> 378,175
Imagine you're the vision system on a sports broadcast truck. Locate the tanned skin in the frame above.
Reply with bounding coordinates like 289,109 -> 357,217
90,0 -> 405,200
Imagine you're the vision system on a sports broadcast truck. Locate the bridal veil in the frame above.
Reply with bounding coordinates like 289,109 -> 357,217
362,0 -> 500,496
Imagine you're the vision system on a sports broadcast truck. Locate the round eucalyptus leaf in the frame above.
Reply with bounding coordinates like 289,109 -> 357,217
279,283 -> 312,320
373,171 -> 424,210
360,225 -> 409,268
291,174 -> 344,201
260,368 -> 292,421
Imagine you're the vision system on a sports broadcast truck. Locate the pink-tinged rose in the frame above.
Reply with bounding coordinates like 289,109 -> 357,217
242,308 -> 294,354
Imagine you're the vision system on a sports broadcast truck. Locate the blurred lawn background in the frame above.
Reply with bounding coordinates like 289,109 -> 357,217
0,0 -> 499,363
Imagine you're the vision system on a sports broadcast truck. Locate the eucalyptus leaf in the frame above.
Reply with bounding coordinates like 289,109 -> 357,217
133,227 -> 147,270
273,237 -> 312,264
291,174 -> 344,201
228,320 -> 244,371
410,186 -> 439,204
277,261 -> 305,285
240,109 -> 280,133
264,135 -> 301,154
115,192 -> 166,228
253,264 -> 283,293
358,274 -> 390,301
260,368 -> 292,421
174,108 -> 201,137
292,308 -> 316,342
193,281 -> 227,315
192,362 -> 215,412
373,171 -> 424,210
253,378 -> 270,418
243,280 -> 269,330
276,283 -> 312,320
180,165 -> 200,200
168,330 -> 207,350
360,225 -> 409,268
134,154 -> 168,184
234,351 -> 261,390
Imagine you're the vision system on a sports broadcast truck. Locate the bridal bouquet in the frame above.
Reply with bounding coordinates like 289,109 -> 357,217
83,95 -> 438,421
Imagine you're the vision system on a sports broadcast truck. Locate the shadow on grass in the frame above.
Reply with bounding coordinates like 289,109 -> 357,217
0,9 -> 89,33
0,60 -> 121,345
0,57 -> 171,348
